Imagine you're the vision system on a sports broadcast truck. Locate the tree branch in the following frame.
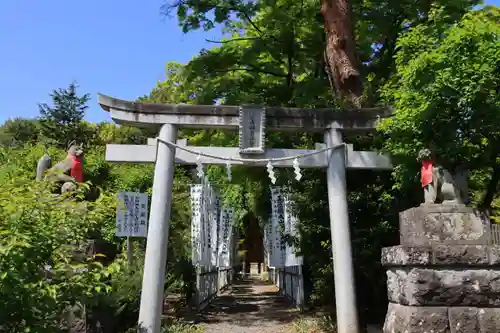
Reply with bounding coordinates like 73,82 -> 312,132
212,66 -> 287,77
237,10 -> 284,47
205,37 -> 260,44
240,11 -> 265,36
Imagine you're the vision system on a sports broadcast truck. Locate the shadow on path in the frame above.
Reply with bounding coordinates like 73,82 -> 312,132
199,278 -> 299,333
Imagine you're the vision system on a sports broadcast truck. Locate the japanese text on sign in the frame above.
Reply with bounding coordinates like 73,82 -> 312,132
116,192 -> 149,238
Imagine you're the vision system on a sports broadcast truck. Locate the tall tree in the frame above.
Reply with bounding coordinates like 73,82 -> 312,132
320,0 -> 362,107
379,6 -> 500,209
163,0 -> 480,107
38,82 -> 90,148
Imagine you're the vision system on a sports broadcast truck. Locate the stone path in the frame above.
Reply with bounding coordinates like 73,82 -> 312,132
198,278 -> 300,333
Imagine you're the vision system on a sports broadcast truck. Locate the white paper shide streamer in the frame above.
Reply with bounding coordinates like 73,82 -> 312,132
267,161 -> 276,184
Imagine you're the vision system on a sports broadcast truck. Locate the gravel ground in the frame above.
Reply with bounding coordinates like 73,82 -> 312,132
198,278 -> 300,333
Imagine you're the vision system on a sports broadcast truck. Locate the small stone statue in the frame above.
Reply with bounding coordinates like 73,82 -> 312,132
36,141 -> 84,194
418,148 -> 469,205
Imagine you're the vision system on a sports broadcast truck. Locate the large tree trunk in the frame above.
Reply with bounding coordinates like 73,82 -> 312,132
321,0 -> 363,108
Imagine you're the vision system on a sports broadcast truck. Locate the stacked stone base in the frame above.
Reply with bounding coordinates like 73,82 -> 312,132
382,204 -> 500,333
385,303 -> 500,333
382,245 -> 500,333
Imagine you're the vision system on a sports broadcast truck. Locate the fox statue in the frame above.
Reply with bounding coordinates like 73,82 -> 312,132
418,148 -> 469,205
36,141 -> 84,193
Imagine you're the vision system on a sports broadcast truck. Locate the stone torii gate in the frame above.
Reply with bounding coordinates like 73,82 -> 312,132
98,94 -> 393,333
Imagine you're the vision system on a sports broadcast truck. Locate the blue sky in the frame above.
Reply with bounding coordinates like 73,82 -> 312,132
0,1 -> 223,124
0,1 -> 498,125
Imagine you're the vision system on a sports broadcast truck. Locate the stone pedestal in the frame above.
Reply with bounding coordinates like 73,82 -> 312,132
399,204 -> 491,246
382,204 -> 500,333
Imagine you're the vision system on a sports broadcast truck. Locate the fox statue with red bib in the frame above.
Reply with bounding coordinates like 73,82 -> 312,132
36,141 -> 84,194
417,148 -> 469,205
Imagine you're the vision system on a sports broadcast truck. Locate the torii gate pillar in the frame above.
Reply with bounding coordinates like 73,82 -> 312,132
138,124 -> 178,332
325,128 -> 359,333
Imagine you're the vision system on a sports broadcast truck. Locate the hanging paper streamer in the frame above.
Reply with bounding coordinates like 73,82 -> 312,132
270,186 -> 285,268
227,208 -> 234,267
206,182 -> 220,267
269,187 -> 303,268
292,158 -> 302,181
190,185 -> 203,265
196,155 -> 204,179
263,214 -> 273,268
210,194 -> 220,267
190,182 -> 221,267
267,161 -> 276,184
205,182 -> 212,267
267,216 -> 273,265
201,182 -> 209,266
218,206 -> 234,268
262,218 -> 267,265
215,197 -> 222,266
283,190 -> 302,266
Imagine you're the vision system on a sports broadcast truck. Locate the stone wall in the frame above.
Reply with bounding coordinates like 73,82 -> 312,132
382,204 -> 500,333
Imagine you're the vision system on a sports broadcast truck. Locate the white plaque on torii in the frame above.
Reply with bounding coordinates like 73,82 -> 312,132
238,105 -> 266,155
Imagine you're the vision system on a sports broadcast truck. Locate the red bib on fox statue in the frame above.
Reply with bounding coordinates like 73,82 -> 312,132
70,155 -> 84,183
421,160 -> 433,187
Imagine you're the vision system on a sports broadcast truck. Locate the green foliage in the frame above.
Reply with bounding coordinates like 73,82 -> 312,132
38,82 -> 91,148
125,321 -> 204,333
1,1 -> 499,331
0,139 -> 196,331
379,6 -> 500,205
0,79 -> 197,331
292,316 -> 336,333
381,6 -> 500,163
95,122 -> 150,145
0,117 -> 40,147
0,178 -> 116,332
164,0 -> 480,105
